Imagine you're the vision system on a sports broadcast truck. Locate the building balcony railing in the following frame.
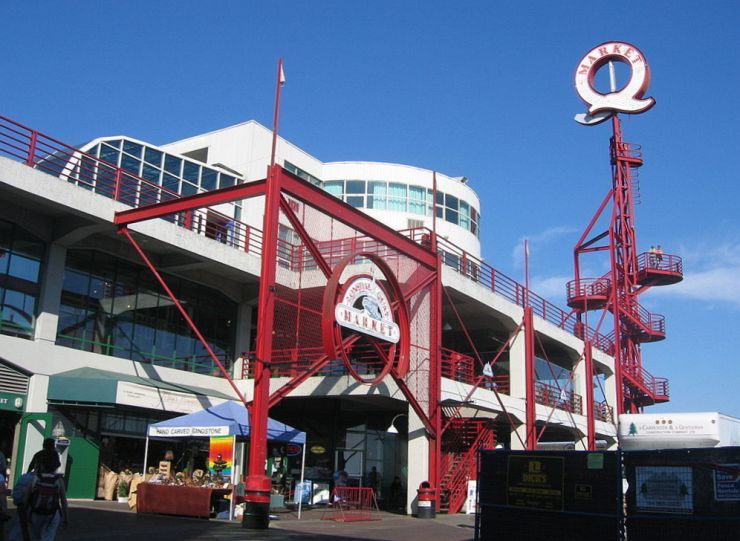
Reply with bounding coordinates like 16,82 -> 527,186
56,332 -> 232,375
440,348 -> 510,394
534,381 -> 583,415
1,114 -> 613,358
593,400 -> 614,423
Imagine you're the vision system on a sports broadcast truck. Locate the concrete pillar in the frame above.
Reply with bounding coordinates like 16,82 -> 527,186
406,409 -> 429,515
33,243 -> 67,343
508,324 -> 528,450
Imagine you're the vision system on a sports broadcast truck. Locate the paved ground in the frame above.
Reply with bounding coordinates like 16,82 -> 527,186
3,501 -> 477,541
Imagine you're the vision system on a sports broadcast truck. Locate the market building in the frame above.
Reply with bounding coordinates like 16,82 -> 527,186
0,100 -> 674,514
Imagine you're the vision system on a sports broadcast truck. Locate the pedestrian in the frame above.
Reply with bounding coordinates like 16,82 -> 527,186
367,466 -> 381,496
25,453 -> 68,541
27,439 -> 59,475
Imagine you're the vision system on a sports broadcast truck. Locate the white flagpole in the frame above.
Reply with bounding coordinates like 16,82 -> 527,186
297,442 -> 307,519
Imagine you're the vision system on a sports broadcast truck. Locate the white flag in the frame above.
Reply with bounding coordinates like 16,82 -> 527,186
279,64 -> 286,86
482,362 -> 494,377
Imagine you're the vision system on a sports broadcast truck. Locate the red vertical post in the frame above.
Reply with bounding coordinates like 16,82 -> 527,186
243,58 -> 284,530
584,340 -> 596,450
428,246 -> 443,510
26,131 -> 38,166
524,306 -> 537,450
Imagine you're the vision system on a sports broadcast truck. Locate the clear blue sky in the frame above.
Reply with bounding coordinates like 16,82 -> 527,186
2,1 -> 739,415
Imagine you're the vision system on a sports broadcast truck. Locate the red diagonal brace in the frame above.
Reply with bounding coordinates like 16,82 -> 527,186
119,227 -> 249,408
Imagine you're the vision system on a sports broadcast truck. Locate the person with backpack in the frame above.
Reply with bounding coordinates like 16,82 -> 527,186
11,452 -> 67,541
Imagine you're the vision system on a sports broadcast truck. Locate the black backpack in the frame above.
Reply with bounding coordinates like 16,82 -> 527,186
29,474 -> 60,515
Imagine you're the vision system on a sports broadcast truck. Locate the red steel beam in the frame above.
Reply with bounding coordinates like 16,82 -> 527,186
584,341 -> 596,450
114,178 -> 267,226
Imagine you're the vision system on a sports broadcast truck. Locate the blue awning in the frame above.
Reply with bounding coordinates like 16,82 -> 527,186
147,400 -> 305,444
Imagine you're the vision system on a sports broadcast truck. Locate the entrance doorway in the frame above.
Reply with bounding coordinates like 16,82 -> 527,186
335,448 -> 363,487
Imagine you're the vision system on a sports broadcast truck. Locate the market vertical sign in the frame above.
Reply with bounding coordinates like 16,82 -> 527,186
507,455 -> 564,511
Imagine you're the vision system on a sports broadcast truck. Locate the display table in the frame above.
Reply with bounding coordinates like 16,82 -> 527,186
136,483 -> 231,518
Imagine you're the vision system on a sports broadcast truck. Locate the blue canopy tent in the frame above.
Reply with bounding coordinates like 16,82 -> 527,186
146,400 -> 305,443
144,401 -> 307,518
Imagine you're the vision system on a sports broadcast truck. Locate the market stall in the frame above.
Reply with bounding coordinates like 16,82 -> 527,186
138,401 -> 306,519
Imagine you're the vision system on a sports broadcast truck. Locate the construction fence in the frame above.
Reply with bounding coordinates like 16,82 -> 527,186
476,447 -> 740,541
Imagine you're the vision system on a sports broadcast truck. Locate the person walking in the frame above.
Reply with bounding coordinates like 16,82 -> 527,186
25,453 -> 68,541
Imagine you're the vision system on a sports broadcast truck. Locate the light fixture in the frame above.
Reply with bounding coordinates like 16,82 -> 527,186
386,413 -> 408,435
442,322 -> 453,331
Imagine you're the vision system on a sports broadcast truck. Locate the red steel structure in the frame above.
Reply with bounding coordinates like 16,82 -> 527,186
568,114 -> 683,417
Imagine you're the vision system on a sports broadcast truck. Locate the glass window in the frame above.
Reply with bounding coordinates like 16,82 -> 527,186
122,140 -> 143,159
459,201 -> 470,230
367,181 -> 386,210
388,183 -> 407,212
346,196 -> 364,208
324,181 -> 343,199
0,221 -> 44,339
142,163 -> 160,184
99,144 -> 120,166
409,185 -> 425,215
58,249 -> 236,372
346,180 -> 365,194
219,174 -> 235,188
181,181 -> 198,196
164,155 -> 182,176
120,154 -> 140,175
201,169 -> 217,191
183,161 -> 200,184
144,147 -> 163,167
162,173 -> 179,194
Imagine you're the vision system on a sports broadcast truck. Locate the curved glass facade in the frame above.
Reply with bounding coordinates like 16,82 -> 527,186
57,250 -> 237,374
0,220 -> 44,339
323,180 -> 479,237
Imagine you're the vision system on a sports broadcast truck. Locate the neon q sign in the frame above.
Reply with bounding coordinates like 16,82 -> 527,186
574,41 -> 655,125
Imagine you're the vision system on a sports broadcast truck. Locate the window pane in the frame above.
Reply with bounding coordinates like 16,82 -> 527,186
162,173 -> 179,193
142,163 -> 161,183
183,161 -> 199,183
347,196 -> 364,208
219,174 -> 235,189
122,140 -> 143,159
164,155 -> 182,176
144,147 -> 163,167
201,169 -> 217,191
99,144 -> 120,166
181,181 -> 198,196
446,194 -> 459,210
120,154 -> 141,175
324,181 -> 343,198
346,180 -> 365,194
8,254 -> 40,282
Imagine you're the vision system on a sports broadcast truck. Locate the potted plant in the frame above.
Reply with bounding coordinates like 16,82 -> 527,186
117,479 -> 130,503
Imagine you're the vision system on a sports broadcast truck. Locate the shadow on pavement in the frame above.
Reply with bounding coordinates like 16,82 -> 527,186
4,503 -> 475,541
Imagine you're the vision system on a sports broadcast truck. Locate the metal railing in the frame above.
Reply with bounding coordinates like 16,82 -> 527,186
440,348 -> 510,393
534,381 -> 583,415
0,115 -> 263,256
593,400 -> 614,423
637,251 -> 683,275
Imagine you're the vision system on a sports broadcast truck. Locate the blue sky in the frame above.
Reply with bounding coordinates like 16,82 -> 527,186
2,1 -> 739,415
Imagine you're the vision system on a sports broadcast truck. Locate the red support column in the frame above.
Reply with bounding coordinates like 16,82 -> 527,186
428,248 -> 443,511
584,340 -> 596,450
243,164 -> 280,529
524,306 -> 537,450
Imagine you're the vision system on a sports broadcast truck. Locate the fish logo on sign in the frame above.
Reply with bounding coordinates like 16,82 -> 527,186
574,41 -> 656,125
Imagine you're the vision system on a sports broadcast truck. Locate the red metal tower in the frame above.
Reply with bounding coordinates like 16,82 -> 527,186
567,42 -> 683,415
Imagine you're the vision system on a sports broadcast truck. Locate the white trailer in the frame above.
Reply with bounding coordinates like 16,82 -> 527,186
619,412 -> 740,450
